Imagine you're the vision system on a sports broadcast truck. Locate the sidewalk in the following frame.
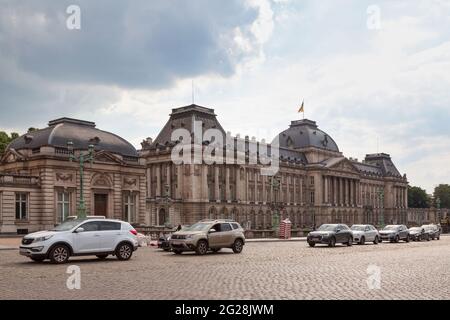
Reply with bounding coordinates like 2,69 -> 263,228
0,237 -> 21,250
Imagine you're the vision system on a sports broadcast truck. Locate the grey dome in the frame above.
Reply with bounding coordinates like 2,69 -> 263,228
8,118 -> 138,157
279,119 -> 339,152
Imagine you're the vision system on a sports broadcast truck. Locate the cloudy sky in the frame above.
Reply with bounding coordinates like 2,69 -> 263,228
1,0 -> 449,193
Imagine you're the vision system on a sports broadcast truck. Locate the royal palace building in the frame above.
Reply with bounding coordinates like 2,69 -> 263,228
0,105 -> 409,236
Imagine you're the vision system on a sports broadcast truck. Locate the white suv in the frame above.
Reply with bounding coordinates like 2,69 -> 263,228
20,218 -> 139,264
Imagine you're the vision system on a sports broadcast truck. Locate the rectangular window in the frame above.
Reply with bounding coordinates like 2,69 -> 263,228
310,191 -> 315,204
15,193 -> 28,220
124,193 -> 136,223
57,192 -> 71,223
310,176 -> 315,185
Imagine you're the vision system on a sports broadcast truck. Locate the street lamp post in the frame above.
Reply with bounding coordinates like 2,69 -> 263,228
269,176 -> 283,231
377,188 -> 385,228
161,183 -> 171,227
67,141 -> 95,219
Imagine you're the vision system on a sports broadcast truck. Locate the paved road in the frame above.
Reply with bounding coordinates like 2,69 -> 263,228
0,237 -> 449,300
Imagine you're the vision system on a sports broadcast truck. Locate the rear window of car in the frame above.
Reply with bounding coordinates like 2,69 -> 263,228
231,223 -> 240,230
99,221 -> 121,231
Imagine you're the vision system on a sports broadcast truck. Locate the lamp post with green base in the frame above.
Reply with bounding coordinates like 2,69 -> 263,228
377,188 -> 385,228
269,176 -> 283,233
162,183 -> 171,228
67,141 -> 95,219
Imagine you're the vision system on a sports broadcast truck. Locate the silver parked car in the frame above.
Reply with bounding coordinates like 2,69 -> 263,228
350,224 -> 380,245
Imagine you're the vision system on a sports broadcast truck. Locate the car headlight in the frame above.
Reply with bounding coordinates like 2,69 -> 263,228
166,236 -> 171,241
33,235 -> 53,243
185,234 -> 195,239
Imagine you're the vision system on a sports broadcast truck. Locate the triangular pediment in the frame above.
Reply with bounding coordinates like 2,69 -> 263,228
94,150 -> 124,165
324,157 -> 360,174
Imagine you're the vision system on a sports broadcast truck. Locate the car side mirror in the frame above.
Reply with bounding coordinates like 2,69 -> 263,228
336,229 -> 341,233
75,227 -> 85,233
209,229 -> 216,233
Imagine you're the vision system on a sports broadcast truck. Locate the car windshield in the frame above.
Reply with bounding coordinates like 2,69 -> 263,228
51,219 -> 85,231
184,223 -> 211,232
351,225 -> 365,231
317,224 -> 337,231
383,225 -> 398,231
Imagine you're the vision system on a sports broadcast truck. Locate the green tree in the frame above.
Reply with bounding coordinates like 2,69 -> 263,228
434,184 -> 450,209
408,185 -> 430,208
0,131 -> 19,155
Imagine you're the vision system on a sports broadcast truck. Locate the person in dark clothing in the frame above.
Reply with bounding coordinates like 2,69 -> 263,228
176,224 -> 182,231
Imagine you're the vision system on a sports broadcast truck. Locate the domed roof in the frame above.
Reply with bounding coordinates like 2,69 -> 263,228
8,118 -> 138,157
279,119 -> 339,152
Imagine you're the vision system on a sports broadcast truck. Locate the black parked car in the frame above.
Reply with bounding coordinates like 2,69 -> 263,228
158,234 -> 172,251
307,224 -> 353,247
408,227 -> 426,241
421,224 -> 440,240
379,225 -> 410,243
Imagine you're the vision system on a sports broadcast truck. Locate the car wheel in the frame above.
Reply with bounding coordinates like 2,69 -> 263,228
96,254 -> 108,260
405,235 -> 410,243
232,239 -> 244,254
173,250 -> 182,255
211,248 -> 221,253
437,235 -> 440,240
308,242 -> 316,247
31,257 -> 45,262
373,236 -> 379,244
379,238 -> 383,243
195,240 -> 209,255
347,237 -> 353,246
360,236 -> 365,245
49,245 -> 70,264
116,243 -> 133,261
395,235 -> 400,243
328,237 -> 336,247
426,235 -> 430,241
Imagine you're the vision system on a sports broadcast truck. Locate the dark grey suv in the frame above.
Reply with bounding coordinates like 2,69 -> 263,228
379,225 -> 410,243
307,224 -> 353,247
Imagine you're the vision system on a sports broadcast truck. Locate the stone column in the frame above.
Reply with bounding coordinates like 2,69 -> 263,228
146,166 -> 152,198
236,167 -> 241,202
350,179 -> 354,206
201,165 -> 208,201
404,187 -> 408,208
176,165 -> 183,199
262,175 -> 266,204
214,166 -> 220,202
156,164 -> 161,197
299,177 -> 303,205
254,170 -> 258,202
332,177 -> 336,205
245,168 -> 249,203
324,176 -> 329,204
225,167 -> 230,202
339,178 -> 343,206
166,164 -> 171,197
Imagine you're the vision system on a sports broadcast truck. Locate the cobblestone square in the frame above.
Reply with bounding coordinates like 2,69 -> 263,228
1,237 -> 449,300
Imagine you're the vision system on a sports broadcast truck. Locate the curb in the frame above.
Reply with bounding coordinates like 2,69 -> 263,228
246,237 -> 307,243
0,246 -> 18,251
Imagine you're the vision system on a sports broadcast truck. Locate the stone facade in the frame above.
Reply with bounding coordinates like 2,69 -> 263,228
141,105 -> 409,236
0,118 -> 146,234
1,105 -> 413,235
